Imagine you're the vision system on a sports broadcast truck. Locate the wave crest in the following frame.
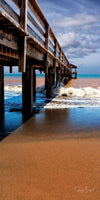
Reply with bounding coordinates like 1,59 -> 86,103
5,85 -> 22,93
59,87 -> 100,98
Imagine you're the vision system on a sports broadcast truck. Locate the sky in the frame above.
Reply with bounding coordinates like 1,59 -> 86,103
37,0 -> 100,74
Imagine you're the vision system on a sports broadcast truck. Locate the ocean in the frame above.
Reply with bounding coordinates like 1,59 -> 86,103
4,74 -> 100,110
0,73 -> 100,141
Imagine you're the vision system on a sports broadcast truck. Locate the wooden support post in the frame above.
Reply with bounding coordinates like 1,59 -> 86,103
56,68 -> 59,86
59,49 -> 61,61
68,70 -> 72,80
52,60 -> 56,86
54,39 -> 57,57
18,37 -> 27,72
58,68 -> 61,86
0,66 -> 4,114
75,68 -> 77,79
52,39 -> 57,86
45,67 -> 52,98
52,71 -> 55,86
9,66 -> 12,73
33,68 -> 36,98
45,66 -> 48,90
45,25 -> 49,50
18,0 -> 27,72
44,53 -> 48,89
22,65 -> 33,116
60,69 -> 62,81
61,67 -> 65,81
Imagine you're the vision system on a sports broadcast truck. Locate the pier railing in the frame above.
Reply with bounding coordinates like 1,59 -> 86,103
0,0 -> 70,71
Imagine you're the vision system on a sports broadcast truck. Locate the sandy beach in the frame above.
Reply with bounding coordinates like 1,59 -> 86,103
0,0 -> 100,198
4,77 -> 45,88
0,117 -> 100,200
0,76 -> 100,199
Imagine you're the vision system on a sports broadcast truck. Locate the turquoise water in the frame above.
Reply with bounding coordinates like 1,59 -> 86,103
4,73 -> 45,77
4,74 -> 100,78
78,74 -> 100,78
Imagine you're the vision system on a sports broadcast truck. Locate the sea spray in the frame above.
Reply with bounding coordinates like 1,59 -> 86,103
4,84 -> 100,109
5,85 -> 22,93
45,86 -> 100,109
59,87 -> 100,98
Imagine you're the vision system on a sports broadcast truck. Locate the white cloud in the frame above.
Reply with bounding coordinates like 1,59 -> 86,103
37,0 -> 100,70
57,32 -> 76,47
54,13 -> 98,27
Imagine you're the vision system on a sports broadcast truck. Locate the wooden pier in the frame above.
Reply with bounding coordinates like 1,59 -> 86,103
0,0 -> 77,116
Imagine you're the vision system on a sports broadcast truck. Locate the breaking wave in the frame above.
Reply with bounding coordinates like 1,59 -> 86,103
59,87 -> 100,98
4,85 -> 100,109
45,86 -> 100,109
5,85 -> 22,93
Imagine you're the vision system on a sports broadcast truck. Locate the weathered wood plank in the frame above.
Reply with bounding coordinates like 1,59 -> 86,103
28,0 -> 48,29
0,51 -> 18,59
27,24 -> 44,46
49,39 -> 54,50
0,36 -> 18,50
45,25 -> 49,49
11,0 -> 20,8
18,36 -> 26,72
48,46 -> 54,55
28,11 -> 45,37
18,0 -> 27,72
54,39 -> 57,57
20,0 -> 27,31
49,28 -> 55,43
0,0 -> 19,23
27,43 -> 43,60
27,37 -> 71,71
0,12 -> 27,36
0,57 -> 18,66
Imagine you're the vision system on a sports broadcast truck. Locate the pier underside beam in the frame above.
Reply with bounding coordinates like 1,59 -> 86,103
0,66 -> 4,114
22,65 -> 33,116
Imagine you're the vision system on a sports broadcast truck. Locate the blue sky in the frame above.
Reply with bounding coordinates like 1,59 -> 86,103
37,0 -> 100,74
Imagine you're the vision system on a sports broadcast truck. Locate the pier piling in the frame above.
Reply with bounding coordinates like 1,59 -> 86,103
33,68 -> 36,98
0,66 -> 4,114
22,65 -> 33,116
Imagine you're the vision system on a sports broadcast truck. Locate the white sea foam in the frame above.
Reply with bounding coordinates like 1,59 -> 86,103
4,84 -> 100,109
44,96 -> 100,109
5,85 -> 22,93
59,87 -> 100,98
45,86 -> 100,109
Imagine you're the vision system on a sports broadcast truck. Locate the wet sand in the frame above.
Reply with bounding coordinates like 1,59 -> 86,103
66,78 -> 100,88
0,118 -> 100,200
4,77 -> 45,87
0,77 -> 100,199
